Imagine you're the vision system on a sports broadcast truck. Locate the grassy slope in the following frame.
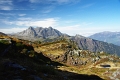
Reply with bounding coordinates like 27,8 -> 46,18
33,38 -> 120,80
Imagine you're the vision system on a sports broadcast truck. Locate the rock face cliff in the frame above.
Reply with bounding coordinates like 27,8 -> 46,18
15,27 -> 63,39
71,35 -> 120,56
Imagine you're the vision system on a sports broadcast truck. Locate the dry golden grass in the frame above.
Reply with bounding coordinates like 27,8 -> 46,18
34,41 -> 68,56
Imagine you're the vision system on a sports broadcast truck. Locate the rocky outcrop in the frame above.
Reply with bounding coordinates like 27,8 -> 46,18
110,69 -> 120,80
52,49 -> 100,66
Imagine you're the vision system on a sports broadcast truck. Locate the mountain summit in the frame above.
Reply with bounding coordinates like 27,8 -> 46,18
15,27 -> 63,39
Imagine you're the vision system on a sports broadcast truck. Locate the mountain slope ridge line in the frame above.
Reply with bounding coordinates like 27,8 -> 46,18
10,27 -> 120,56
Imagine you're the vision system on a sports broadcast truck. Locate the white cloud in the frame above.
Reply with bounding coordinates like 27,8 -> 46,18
0,0 -> 13,10
0,12 -> 15,16
18,17 -> 32,21
18,14 -> 26,16
3,18 -> 58,27
57,0 -> 70,3
29,0 -> 80,4
29,0 -> 40,3
56,25 -> 81,35
56,0 -> 80,4
64,20 -> 76,23
0,0 -> 13,5
41,6 -> 54,13
0,27 -> 27,34
52,0 -> 80,4
81,3 -> 94,8
56,25 -> 91,36
42,9 -> 52,13
18,0 -> 28,2
0,6 -> 13,10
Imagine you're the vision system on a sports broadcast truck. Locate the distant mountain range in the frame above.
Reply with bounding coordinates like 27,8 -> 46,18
11,27 -> 120,56
71,35 -> 120,56
89,31 -> 120,46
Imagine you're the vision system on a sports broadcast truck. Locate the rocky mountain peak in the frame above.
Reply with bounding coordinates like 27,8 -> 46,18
28,26 -> 34,30
14,26 -> 63,39
75,34 -> 86,38
48,26 -> 53,29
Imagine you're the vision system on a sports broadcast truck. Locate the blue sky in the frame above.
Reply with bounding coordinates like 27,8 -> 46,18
0,0 -> 120,36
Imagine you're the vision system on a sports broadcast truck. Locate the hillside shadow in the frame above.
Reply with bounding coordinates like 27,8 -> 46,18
0,40 -> 103,80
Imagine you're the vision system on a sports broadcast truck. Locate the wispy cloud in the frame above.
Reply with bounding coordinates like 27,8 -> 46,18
18,14 -> 26,16
29,0 -> 40,3
3,18 -> 58,27
0,0 -> 13,10
0,12 -> 15,16
0,6 -> 13,10
29,0 -> 81,4
17,17 -> 32,21
0,0 -> 13,5
0,27 -> 27,34
56,25 -> 92,36
56,25 -> 81,35
64,20 -> 77,23
0,13 -> 26,18
81,3 -> 94,8
0,0 -> 33,10
41,6 -> 55,13
17,0 -> 28,2
56,0 -> 81,4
